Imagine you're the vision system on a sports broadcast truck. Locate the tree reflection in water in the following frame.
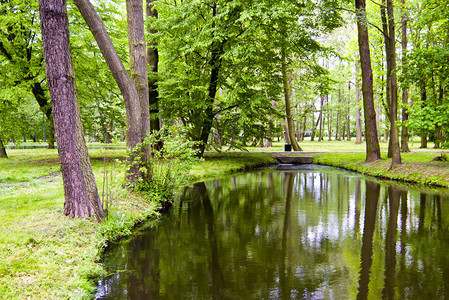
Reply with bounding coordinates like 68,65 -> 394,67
96,166 -> 449,299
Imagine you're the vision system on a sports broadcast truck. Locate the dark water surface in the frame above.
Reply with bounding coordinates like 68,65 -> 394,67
96,165 -> 449,299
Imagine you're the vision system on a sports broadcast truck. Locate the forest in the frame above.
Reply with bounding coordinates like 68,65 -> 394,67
2,0 -> 449,298
1,0 -> 448,216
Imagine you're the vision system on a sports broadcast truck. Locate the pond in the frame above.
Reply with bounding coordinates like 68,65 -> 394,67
95,165 -> 449,299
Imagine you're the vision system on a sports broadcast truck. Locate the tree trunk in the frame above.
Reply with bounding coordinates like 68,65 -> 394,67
346,91 -> 351,141
310,113 -> 320,141
318,96 -> 324,142
420,81 -> 427,148
355,64 -> 363,144
356,0 -> 381,162
327,95 -> 332,141
127,0 -> 150,139
73,0 -> 143,181
300,115 -> 307,141
197,4 -> 226,156
39,0 -> 105,221
336,88 -> 342,140
400,0 -> 410,152
382,0 -> 401,167
282,50 -> 302,151
376,102 -> 381,140
0,137 -> 7,158
283,124 -> 290,144
146,0 -> 160,133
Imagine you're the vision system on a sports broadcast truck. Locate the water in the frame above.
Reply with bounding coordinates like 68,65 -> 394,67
96,165 -> 449,299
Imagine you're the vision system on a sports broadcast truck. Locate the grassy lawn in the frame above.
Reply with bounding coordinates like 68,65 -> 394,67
0,147 -> 274,299
1,138 -> 448,298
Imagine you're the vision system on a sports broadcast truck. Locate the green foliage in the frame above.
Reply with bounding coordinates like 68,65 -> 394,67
128,127 -> 202,205
68,0 -> 128,142
153,0 -> 345,149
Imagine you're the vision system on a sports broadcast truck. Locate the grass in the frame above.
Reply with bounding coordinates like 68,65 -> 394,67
0,148 -> 158,299
0,147 -> 275,299
1,138 -> 448,298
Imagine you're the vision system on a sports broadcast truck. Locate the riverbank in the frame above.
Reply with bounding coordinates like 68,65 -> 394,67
311,151 -> 449,188
2,145 -> 449,298
0,149 -> 274,299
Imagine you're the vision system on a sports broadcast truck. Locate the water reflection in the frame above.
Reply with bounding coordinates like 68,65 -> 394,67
96,166 -> 449,299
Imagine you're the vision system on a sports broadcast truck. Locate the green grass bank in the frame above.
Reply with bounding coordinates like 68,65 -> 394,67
2,139 -> 449,298
0,148 -> 274,299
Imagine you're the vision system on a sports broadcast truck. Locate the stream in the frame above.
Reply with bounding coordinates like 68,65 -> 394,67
96,165 -> 449,299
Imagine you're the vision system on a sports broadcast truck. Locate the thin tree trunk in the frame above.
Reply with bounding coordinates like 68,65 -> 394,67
73,0 -> 143,181
310,113 -> 320,141
337,88 -> 342,140
400,0 -> 410,152
282,50 -> 302,151
355,63 -> 363,144
376,101 -> 381,140
347,89 -> 351,141
420,81 -> 428,148
318,96 -> 324,142
197,4 -> 226,156
0,137 -> 7,158
356,0 -> 381,162
39,0 -> 104,221
382,0 -> 401,167
146,0 -> 160,133
127,0 -> 150,139
327,95 -> 332,141
301,115 -> 307,141
284,124 -> 290,144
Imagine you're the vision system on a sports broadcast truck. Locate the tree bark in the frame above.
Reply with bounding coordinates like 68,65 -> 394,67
346,88 -> 351,141
382,0 -> 402,167
310,113 -> 320,141
337,88 -> 342,140
0,137 -> 7,158
318,96 -> 324,142
355,64 -> 363,144
282,50 -> 302,151
127,0 -> 150,139
73,0 -> 143,181
420,81 -> 427,148
197,4 -> 226,156
146,0 -> 160,133
400,0 -> 410,152
356,0 -> 381,162
73,0 -> 142,148
39,0 -> 104,221
327,95 -> 332,141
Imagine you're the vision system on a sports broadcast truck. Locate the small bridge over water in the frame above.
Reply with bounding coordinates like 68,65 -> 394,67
274,156 -> 313,165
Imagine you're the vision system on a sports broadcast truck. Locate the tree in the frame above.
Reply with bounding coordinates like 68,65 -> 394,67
400,0 -> 410,152
127,0 -> 150,141
0,135 -> 7,158
0,0 -> 55,148
355,63 -> 363,144
355,0 -> 381,162
282,49 -> 302,151
146,0 -> 160,133
73,0 -> 146,182
39,0 -> 105,221
381,0 -> 401,167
